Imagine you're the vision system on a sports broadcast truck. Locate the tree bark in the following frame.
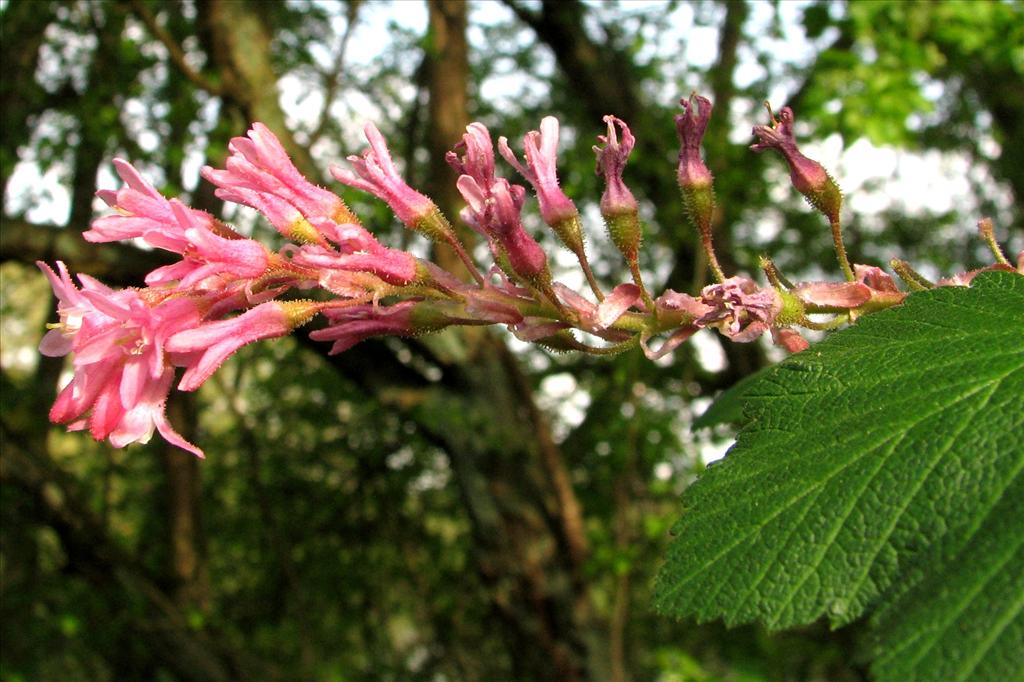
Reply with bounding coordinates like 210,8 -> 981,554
161,397 -> 211,611
201,0 -> 320,179
425,0 -> 472,278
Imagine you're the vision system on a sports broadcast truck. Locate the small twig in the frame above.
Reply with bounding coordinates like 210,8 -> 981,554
129,0 -> 223,95
308,0 -> 362,147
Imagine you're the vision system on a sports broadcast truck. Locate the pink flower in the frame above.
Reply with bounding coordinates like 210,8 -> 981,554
790,280 -> 873,309
330,122 -> 435,227
639,290 -> 710,360
676,94 -> 714,191
456,174 -> 548,281
657,290 -> 712,319
498,117 -> 578,226
698,277 -> 782,342
288,242 -> 419,286
282,218 -> 420,286
213,185 -> 326,244
87,159 -> 229,251
854,264 -> 901,292
511,318 -> 571,343
446,122 -> 496,188
166,300 -> 320,391
790,266 -> 910,316
203,122 -> 353,225
142,200 -> 269,290
38,262 -> 205,456
594,115 -> 638,217
460,287 -> 526,326
88,163 -> 268,289
38,261 -> 95,357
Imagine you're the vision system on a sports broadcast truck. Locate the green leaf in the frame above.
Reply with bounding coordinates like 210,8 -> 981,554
693,366 -> 774,430
656,272 -> 1024,678
869,472 -> 1024,682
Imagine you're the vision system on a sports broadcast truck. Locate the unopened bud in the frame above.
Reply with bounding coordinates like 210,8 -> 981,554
676,93 -> 716,232
751,104 -> 842,224
595,115 -> 642,264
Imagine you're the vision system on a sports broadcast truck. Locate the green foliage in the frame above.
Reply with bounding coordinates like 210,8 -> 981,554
656,272 -> 1024,680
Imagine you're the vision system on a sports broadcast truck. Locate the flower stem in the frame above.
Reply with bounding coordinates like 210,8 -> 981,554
890,259 -> 933,291
575,247 -> 605,301
830,217 -> 855,281
628,261 -> 655,311
446,235 -> 486,286
700,223 -> 726,283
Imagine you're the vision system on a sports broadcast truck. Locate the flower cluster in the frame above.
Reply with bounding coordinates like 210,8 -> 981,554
40,96 -> 1022,456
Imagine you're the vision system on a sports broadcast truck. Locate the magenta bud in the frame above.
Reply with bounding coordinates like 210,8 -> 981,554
675,95 -> 715,227
594,115 -> 642,263
751,106 -> 842,223
675,94 -> 714,192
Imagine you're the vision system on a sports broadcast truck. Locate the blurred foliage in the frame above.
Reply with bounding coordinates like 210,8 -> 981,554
2,1 -> 1021,680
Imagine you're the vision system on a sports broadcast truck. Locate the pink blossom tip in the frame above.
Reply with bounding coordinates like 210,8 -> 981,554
498,117 -> 578,226
594,115 -> 638,216
676,94 -> 714,191
331,123 -> 435,227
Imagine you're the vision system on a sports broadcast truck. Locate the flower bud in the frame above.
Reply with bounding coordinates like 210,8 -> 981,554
750,105 -> 842,224
676,94 -> 724,282
676,94 -> 715,229
595,115 -> 642,264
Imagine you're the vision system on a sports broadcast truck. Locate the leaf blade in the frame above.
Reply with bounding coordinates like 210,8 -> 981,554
655,271 -> 1024,667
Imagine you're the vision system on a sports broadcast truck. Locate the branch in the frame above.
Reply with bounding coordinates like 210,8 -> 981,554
129,0 -> 224,95
0,218 -> 173,284
308,0 -> 362,147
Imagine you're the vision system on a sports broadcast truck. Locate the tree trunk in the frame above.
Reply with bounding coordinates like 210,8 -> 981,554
161,396 -> 211,611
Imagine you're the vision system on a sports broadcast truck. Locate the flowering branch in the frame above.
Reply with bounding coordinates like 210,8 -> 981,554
37,96 -> 1024,456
